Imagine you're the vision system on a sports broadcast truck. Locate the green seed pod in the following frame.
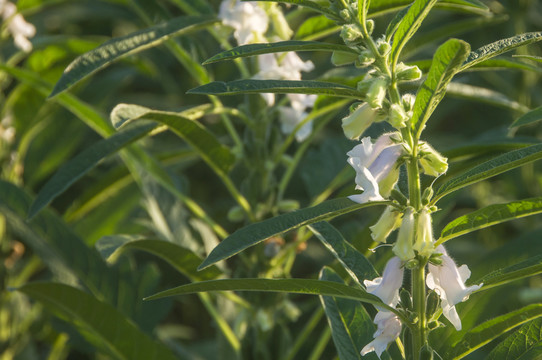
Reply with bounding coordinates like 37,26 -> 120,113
426,290 -> 440,318
429,252 -> 443,266
399,288 -> 413,310
390,189 -> 408,206
419,344 -> 434,360
405,258 -> 419,270
421,187 -> 434,206
366,19 -> 374,34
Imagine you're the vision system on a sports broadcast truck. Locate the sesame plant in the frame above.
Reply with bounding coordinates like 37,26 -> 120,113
2,0 -> 542,359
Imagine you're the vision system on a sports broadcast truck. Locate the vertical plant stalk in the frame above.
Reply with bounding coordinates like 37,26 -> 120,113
411,260 -> 428,356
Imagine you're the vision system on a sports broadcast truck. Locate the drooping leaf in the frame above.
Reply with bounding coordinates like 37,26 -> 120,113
111,103 -> 236,175
28,123 -> 156,220
432,143 -> 542,203
319,267 -> 377,360
447,304 -> 542,359
198,198 -> 388,270
203,41 -> 356,64
145,278 -> 390,309
389,0 -> 438,67
17,282 -> 178,360
49,15 -> 216,97
411,38 -> 470,135
475,254 -> 542,292
187,79 -> 361,98
446,83 -> 529,113
309,221 -> 378,285
460,32 -> 542,71
487,317 -> 542,360
96,237 -> 222,281
437,197 -> 542,245
511,105 -> 542,128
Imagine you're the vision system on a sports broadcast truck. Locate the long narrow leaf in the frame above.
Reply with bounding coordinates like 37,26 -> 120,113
203,41 -> 356,64
433,143 -> 542,203
187,79 -> 362,98
198,198 -> 389,270
50,15 -> 216,97
460,32 -> 542,71
246,0 -> 341,21
475,254 -> 542,292
446,83 -> 529,113
309,222 -> 377,285
411,38 -> 470,135
511,105 -> 542,128
17,282 -> 178,360
437,197 -> 542,245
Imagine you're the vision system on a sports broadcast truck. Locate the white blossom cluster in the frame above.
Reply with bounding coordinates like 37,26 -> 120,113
218,0 -> 316,141
0,0 -> 35,52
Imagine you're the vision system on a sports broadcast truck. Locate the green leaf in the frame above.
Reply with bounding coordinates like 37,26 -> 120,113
437,197 -> 542,245
198,198 -> 388,270
433,143 -> 542,204
460,32 -> 542,71
27,123 -> 156,220
467,58 -> 542,74
389,0 -> 438,67
411,38 -> 470,135
511,105 -> 542,128
513,54 -> 542,63
187,80 -> 362,98
308,222 -> 377,285
96,237 -> 222,281
144,278 -> 388,308
246,0 -> 341,21
203,41 -> 356,64
369,0 -> 488,17
446,83 -> 529,113
294,15 -> 340,41
385,5 -> 411,42
49,15 -> 216,97
111,103 -> 236,175
487,317 -> 542,360
475,254 -> 542,292
17,282 -> 178,360
448,304 -> 542,359
319,267 -> 376,360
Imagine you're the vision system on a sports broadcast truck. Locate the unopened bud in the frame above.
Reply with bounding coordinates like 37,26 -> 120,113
340,24 -> 363,45
356,50 -> 375,67
419,142 -> 448,177
341,102 -> 377,140
396,62 -> 422,81
422,187 -> 434,205
369,206 -> 403,243
402,93 -> 416,112
389,103 -> 408,128
399,288 -> 413,310
393,207 -> 416,261
339,9 -> 351,21
365,19 -> 374,35
269,5 -> 293,40
429,252 -> 443,266
390,189 -> 408,206
366,77 -> 389,109
376,38 -> 391,56
426,290 -> 440,318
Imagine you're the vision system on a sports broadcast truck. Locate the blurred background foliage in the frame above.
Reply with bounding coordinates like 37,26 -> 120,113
1,0 -> 542,359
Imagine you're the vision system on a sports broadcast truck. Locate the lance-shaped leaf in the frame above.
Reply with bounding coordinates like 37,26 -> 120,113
198,198 -> 388,270
203,41 -> 356,64
308,222 -> 377,286
28,123 -> 156,219
410,38 -> 470,135
437,197 -> 542,245
432,143 -> 542,204
49,15 -> 216,97
460,32 -> 542,71
246,0 -> 341,21
487,317 -> 542,360
474,254 -> 542,292
389,0 -> 438,67
187,80 -> 361,98
111,104 -> 236,175
96,237 -> 223,281
445,304 -> 542,360
446,83 -> 530,114
17,282 -> 178,360
319,267 -> 378,360
511,105 -> 542,128
145,278 -> 393,309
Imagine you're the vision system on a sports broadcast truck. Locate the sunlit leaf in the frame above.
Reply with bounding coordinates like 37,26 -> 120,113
295,15 -> 341,41
17,282 -> 178,360
446,83 -> 529,113
198,198 -> 389,270
475,254 -> 542,292
487,317 -> 542,360
437,197 -> 542,245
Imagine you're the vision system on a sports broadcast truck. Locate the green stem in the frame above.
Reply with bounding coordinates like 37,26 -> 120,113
411,261 -> 428,358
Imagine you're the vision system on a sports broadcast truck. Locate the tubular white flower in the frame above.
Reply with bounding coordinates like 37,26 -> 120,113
347,133 -> 402,203
361,311 -> 402,358
392,207 -> 416,261
370,206 -> 403,243
219,0 -> 268,45
426,245 -> 483,330
341,102 -> 380,140
1,1 -> 36,52
412,208 -> 434,257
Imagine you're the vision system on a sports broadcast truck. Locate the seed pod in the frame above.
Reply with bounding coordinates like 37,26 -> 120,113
400,288 -> 413,310
391,189 -> 408,206
426,290 -> 440,318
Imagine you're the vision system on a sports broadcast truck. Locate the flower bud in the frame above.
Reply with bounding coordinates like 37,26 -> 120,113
269,4 -> 293,40
425,290 -> 440,318
356,50 -> 375,67
376,38 -> 391,56
389,103 -> 408,128
402,93 -> 416,113
331,50 -> 358,66
422,187 -> 434,205
366,19 -> 374,35
390,189 -> 408,206
393,207 -> 416,261
396,62 -> 422,81
339,9 -> 351,21
413,208 -> 435,258
367,77 -> 389,109
369,206 -> 403,243
399,288 -> 412,310
341,102 -> 378,140
340,24 -> 363,45
419,142 -> 448,177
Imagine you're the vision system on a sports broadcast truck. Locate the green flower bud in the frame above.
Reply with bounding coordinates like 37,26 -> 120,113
341,102 -> 377,139
365,19 -> 374,35
426,290 -> 441,318
376,37 -> 391,56
422,187 -> 434,205
413,208 -> 435,258
339,9 -> 351,21
331,50 -> 358,66
419,142 -> 448,177
399,288 -> 413,310
340,24 -> 363,45
369,206 -> 403,243
366,77 -> 389,109
356,50 -> 375,67
396,62 -> 422,81
402,93 -> 416,112
390,189 -> 408,206
389,103 -> 408,128
393,207 -> 416,261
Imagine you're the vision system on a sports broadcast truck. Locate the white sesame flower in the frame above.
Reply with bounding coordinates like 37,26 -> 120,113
392,207 -> 416,261
419,142 -> 448,177
277,93 -> 316,142
1,1 -> 36,52
361,311 -> 402,359
218,0 -> 268,45
426,245 -> 483,330
347,133 -> 402,203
